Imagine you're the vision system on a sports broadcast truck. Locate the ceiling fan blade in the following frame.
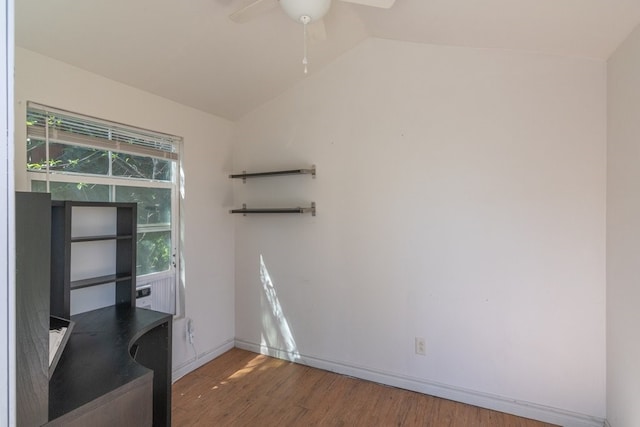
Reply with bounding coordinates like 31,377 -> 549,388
229,0 -> 279,23
308,19 -> 327,42
339,0 -> 395,8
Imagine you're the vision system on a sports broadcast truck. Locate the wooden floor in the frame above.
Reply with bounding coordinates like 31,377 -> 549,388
172,348 -> 557,426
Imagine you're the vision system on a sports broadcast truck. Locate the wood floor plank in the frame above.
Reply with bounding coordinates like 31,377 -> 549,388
172,348 -> 558,426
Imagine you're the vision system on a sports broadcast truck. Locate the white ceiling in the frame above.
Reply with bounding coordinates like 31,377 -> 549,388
15,0 -> 640,120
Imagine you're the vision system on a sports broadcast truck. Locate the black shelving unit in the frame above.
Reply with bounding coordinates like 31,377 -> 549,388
50,201 -> 137,319
16,196 -> 172,426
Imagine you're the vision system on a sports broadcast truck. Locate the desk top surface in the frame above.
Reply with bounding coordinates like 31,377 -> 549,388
48,305 -> 171,420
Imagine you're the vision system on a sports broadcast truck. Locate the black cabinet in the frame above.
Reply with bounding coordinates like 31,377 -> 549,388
15,196 -> 172,426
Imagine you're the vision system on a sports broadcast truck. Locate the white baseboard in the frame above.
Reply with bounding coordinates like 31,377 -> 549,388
172,338 -> 234,383
235,339 -> 605,427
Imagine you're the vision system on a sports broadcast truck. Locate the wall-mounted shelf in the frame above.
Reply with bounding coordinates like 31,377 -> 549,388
230,165 -> 316,182
230,164 -> 316,217
230,203 -> 316,216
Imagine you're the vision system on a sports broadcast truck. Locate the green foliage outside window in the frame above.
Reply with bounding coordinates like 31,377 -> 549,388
28,113 -> 176,276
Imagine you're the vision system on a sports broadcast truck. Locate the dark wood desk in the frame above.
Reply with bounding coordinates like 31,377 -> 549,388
47,305 -> 172,426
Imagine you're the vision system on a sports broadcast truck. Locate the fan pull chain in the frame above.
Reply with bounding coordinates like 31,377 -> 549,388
301,16 -> 311,75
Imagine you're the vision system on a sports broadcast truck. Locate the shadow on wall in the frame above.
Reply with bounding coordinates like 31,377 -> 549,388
259,255 -> 300,362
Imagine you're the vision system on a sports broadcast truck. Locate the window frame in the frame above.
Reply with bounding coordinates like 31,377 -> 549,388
25,102 -> 182,314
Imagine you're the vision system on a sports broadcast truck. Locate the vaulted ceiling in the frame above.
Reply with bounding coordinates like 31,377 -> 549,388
15,0 -> 640,120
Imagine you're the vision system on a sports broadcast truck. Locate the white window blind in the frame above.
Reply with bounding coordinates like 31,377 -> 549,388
27,102 -> 179,161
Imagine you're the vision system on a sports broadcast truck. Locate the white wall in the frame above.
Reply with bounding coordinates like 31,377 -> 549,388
607,23 -> 640,427
14,48 -> 236,376
234,38 -> 607,426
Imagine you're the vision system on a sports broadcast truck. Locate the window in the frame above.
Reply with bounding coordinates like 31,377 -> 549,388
26,103 -> 181,314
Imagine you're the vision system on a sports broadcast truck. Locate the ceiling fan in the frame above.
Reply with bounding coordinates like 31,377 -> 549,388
230,0 -> 395,73
230,0 -> 396,26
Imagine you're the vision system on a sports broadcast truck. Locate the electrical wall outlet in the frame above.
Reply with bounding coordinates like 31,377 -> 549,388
186,318 -> 195,344
415,337 -> 426,356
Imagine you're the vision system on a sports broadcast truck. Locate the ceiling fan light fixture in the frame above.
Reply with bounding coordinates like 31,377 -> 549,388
279,0 -> 331,24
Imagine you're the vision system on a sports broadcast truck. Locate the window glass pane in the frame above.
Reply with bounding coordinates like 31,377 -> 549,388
111,152 -> 173,181
32,181 -> 110,202
137,231 -> 171,275
115,186 -> 171,226
26,138 -> 45,170
27,139 -> 109,175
